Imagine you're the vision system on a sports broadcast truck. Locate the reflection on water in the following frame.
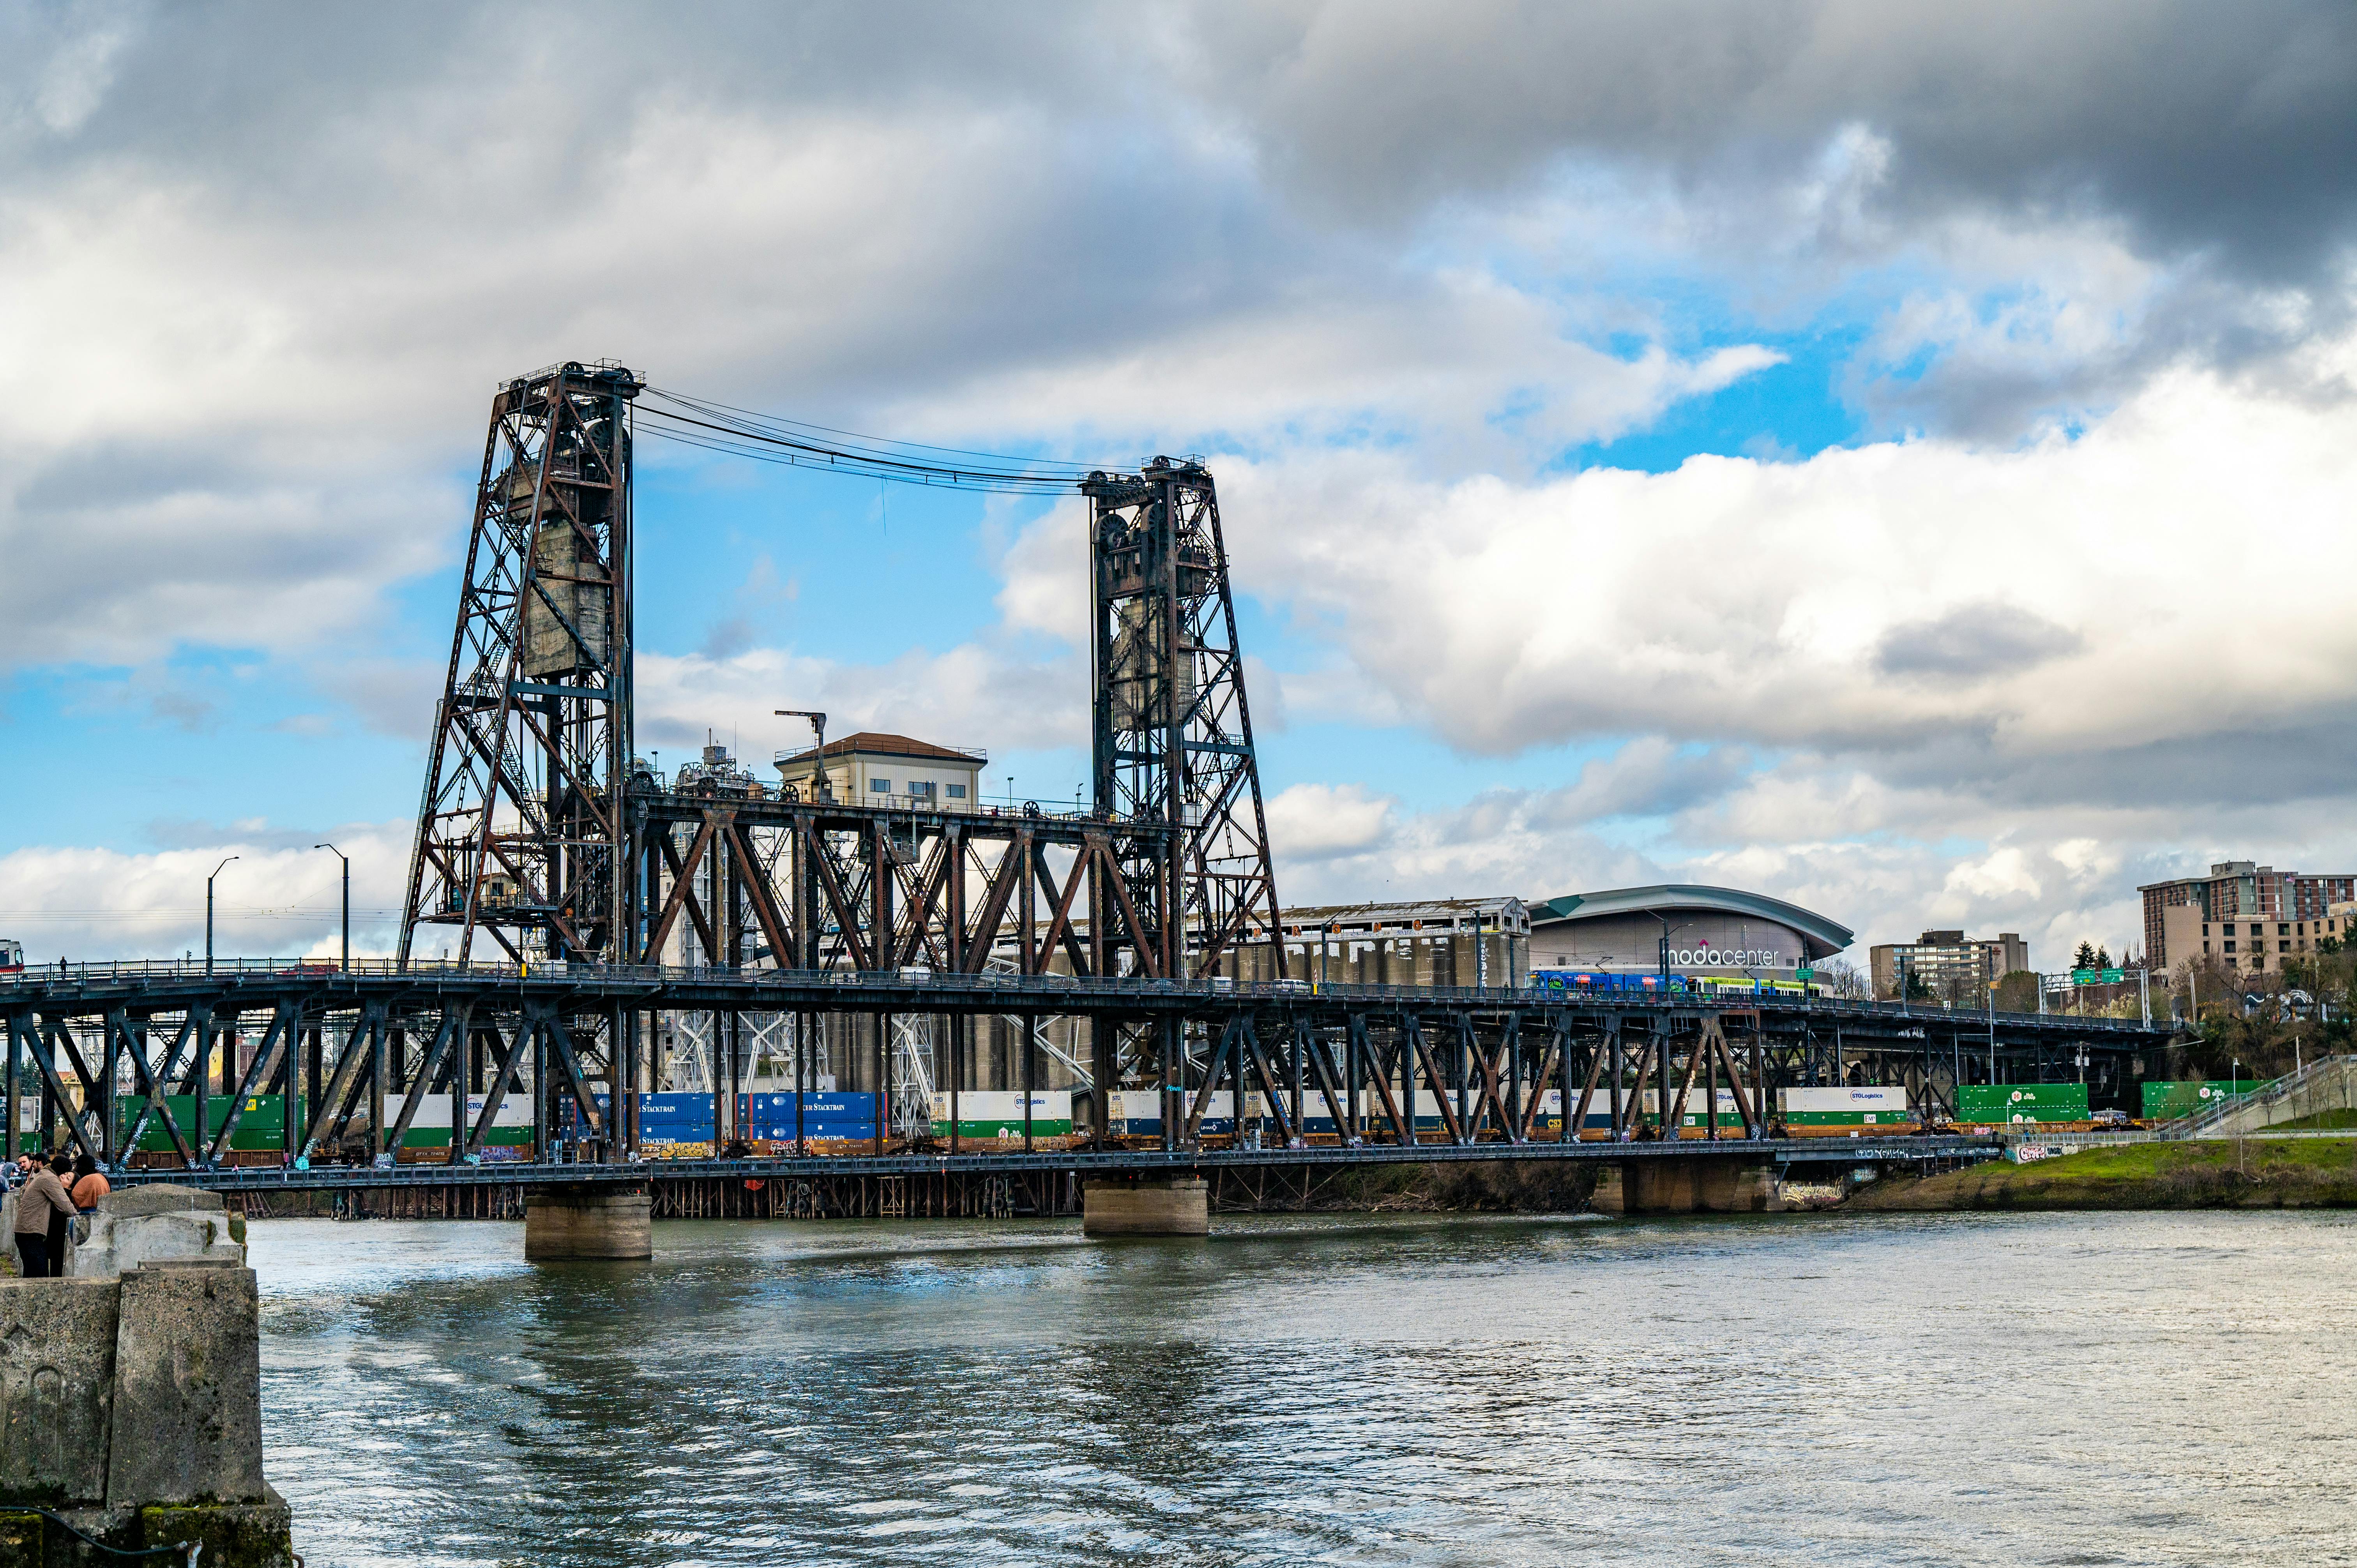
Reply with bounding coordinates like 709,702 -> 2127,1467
255,1209 -> 2357,1566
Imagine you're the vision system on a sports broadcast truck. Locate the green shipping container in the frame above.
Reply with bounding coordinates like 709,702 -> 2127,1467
397,1125 -> 536,1149
933,1118 -> 1075,1140
1957,1084 -> 2089,1123
1784,1110 -> 1912,1126
2140,1081 -> 2258,1120
115,1095 -> 299,1152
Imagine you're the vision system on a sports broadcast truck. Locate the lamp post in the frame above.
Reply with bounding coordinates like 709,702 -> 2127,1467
314,843 -> 349,973
1648,913 -> 1702,992
205,856 -> 239,976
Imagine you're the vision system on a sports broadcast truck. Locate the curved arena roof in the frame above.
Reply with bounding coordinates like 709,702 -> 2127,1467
1528,884 -> 1854,961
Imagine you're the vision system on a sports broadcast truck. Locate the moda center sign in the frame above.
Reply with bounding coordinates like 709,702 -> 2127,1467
1663,942 -> 1790,969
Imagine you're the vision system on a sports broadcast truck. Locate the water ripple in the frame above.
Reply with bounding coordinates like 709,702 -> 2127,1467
252,1210 -> 2357,1566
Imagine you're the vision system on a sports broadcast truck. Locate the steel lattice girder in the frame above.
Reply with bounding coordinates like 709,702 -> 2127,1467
2,972 -> 2165,1175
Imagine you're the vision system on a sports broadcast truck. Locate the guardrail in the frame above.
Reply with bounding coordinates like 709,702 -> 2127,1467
2155,1054 -> 2354,1139
0,957 -> 2169,1031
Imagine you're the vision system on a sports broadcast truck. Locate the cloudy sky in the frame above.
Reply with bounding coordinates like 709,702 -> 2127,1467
4,0 -> 2355,968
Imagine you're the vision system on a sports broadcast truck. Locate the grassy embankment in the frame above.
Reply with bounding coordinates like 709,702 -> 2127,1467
2268,1109 -> 2357,1130
1846,1137 -> 2357,1211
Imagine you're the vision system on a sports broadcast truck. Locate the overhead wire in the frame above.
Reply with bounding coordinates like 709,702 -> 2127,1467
633,386 -> 1122,494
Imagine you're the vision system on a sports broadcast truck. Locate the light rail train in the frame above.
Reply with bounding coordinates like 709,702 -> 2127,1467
1529,967 -> 1823,999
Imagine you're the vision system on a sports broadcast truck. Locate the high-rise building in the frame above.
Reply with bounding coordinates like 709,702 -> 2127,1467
2140,862 -> 2357,973
1868,930 -> 2031,1002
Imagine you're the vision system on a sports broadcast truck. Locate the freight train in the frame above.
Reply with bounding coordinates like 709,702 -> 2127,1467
91,1074 -> 2249,1167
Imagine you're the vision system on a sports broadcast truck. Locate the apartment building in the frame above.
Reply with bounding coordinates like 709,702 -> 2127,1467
2141,861 -> 2357,972
1868,930 -> 2031,1001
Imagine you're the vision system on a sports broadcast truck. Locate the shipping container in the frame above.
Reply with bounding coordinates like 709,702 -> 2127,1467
926,1091 -> 1071,1139
1106,1089 -> 1233,1137
2140,1080 -> 2261,1120
1775,1086 -> 1915,1135
114,1095 -> 300,1152
1956,1083 -> 2090,1124
379,1094 -> 534,1148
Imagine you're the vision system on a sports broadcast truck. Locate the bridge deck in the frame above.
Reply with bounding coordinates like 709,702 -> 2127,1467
1,960 -> 2166,1039
109,1135 -> 1999,1193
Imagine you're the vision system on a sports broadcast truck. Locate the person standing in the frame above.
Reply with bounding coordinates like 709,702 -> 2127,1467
69,1155 -> 109,1243
12,1157 -> 74,1278
43,1154 -> 72,1270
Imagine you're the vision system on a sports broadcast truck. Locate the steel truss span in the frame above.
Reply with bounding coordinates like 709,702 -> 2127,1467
2,967 -> 2164,1183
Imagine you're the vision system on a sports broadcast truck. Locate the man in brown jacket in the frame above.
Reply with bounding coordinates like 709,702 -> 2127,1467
13,1158 -> 76,1278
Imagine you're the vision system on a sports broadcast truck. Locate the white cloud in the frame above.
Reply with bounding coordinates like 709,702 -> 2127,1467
1222,356 -> 2357,778
0,826 -> 411,965
1265,782 -> 1394,862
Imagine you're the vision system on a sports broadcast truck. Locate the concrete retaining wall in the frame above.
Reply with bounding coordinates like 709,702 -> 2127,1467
0,1264 -> 289,1565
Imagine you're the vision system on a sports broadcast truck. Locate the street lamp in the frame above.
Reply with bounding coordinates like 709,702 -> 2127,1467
205,856 -> 239,976
314,843 -> 350,973
1648,912 -> 1703,991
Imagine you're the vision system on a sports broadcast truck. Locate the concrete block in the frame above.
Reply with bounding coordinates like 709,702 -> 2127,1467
99,1186 -> 224,1221
143,1483 -> 294,1568
72,1188 -> 243,1280
0,1279 -> 121,1507
1081,1177 -> 1209,1236
105,1265 -> 265,1508
525,1185 -> 652,1260
1588,1164 -> 1626,1215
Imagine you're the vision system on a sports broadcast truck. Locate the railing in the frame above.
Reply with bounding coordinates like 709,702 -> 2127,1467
2154,1055 -> 2354,1139
0,957 -> 2164,1029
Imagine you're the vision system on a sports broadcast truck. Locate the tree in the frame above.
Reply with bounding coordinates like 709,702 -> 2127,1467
2094,945 -> 2112,971
1813,957 -> 1872,999
1995,969 -> 2040,1013
2073,940 -> 2097,971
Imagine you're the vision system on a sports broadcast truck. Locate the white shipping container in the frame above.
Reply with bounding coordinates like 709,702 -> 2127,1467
928,1091 -> 1060,1124
1640,1089 -> 1742,1115
1778,1086 -> 1909,1115
1107,1090 -> 1237,1125
386,1093 -> 533,1128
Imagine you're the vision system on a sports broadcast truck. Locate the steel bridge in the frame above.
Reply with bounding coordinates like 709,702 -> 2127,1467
3,961 -> 2163,1189
5,361 -> 2175,1206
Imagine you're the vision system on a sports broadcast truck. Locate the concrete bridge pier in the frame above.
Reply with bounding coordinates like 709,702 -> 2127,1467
1081,1176 -> 1210,1236
524,1183 -> 653,1259
1594,1158 -> 1783,1215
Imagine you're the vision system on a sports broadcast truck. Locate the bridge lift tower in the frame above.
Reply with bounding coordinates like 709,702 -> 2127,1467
398,360 -> 642,967
1083,458 -> 1285,982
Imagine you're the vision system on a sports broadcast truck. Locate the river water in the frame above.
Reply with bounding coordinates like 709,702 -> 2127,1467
252,1210 -> 2357,1567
